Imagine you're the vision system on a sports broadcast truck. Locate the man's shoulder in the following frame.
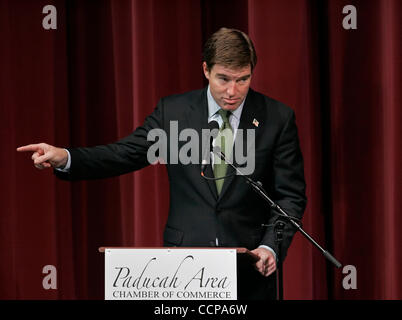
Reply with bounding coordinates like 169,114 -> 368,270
248,88 -> 294,117
161,87 -> 206,105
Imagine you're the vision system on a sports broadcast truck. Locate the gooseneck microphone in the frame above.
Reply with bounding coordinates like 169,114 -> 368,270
200,121 -> 219,175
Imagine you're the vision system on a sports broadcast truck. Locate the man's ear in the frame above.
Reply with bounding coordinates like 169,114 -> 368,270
202,62 -> 210,80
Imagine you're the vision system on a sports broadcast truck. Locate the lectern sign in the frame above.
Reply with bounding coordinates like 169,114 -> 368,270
105,248 -> 237,300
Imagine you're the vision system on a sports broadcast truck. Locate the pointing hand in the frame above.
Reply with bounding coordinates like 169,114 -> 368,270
17,143 -> 68,170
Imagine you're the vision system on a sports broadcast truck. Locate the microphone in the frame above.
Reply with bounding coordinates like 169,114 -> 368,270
201,121 -> 219,175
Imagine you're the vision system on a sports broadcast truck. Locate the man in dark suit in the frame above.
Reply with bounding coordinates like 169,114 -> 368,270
17,28 -> 306,300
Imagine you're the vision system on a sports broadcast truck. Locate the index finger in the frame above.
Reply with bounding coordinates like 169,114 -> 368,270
16,144 -> 42,152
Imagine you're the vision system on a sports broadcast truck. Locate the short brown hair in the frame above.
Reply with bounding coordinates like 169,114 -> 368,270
203,27 -> 257,72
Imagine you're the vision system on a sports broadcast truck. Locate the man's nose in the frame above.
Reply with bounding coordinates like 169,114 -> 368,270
227,81 -> 236,96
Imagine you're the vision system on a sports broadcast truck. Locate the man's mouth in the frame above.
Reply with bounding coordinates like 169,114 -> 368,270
223,98 -> 239,104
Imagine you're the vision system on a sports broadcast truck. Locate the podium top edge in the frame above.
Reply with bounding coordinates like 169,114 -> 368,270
99,247 -> 249,252
98,247 -> 259,261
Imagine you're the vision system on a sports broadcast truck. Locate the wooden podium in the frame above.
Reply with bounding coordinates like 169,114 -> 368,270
99,247 -> 259,300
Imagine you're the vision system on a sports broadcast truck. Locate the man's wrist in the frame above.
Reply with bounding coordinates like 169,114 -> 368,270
55,149 -> 71,172
258,245 -> 277,261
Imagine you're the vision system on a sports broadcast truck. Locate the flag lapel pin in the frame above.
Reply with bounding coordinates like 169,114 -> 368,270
252,118 -> 259,127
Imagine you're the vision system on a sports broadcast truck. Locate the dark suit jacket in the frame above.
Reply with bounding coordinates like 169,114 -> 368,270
55,87 -> 306,262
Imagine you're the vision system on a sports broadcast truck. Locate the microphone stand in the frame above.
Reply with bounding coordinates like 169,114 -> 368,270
211,148 -> 342,300
274,220 -> 285,300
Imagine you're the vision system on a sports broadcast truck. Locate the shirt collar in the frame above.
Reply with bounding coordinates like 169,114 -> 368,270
207,85 -> 245,120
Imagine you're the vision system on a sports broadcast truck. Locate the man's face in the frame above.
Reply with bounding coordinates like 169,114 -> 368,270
203,62 -> 252,111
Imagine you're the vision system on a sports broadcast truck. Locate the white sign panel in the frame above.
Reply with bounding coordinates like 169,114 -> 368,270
105,248 -> 237,300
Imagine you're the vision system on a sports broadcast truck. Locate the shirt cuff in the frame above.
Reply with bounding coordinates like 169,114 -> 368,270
258,245 -> 277,261
55,149 -> 71,172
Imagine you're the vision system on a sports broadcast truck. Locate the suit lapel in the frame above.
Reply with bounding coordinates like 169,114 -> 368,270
184,88 -> 219,201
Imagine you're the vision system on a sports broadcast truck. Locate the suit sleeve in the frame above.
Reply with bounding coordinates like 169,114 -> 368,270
54,99 -> 164,181
261,109 -> 307,261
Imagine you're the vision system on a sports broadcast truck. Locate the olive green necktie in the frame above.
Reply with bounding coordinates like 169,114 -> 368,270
214,109 -> 233,195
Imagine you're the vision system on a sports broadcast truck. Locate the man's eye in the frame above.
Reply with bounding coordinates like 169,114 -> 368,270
220,77 -> 228,82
